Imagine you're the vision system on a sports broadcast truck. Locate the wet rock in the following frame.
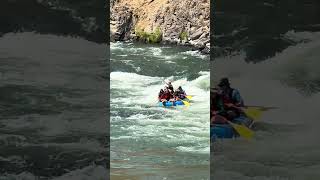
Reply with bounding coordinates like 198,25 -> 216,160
201,43 -> 210,54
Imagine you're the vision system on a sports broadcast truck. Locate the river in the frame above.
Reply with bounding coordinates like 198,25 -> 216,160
110,42 -> 210,179
0,33 -> 108,179
211,31 -> 320,179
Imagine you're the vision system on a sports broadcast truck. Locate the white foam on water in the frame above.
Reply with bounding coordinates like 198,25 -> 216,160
0,33 -> 108,179
181,50 -> 208,60
111,71 -> 210,154
149,47 -> 163,56
164,60 -> 176,64
111,41 -> 210,179
110,41 -> 124,50
211,31 -> 320,179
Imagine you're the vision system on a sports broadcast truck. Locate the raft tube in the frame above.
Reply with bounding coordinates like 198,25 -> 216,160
211,116 -> 253,141
158,100 -> 184,107
211,124 -> 236,139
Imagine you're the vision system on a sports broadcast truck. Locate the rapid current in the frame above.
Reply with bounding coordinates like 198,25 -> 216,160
110,42 -> 210,179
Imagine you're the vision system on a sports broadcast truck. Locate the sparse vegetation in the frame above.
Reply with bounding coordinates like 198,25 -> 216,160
135,27 -> 162,43
179,31 -> 188,41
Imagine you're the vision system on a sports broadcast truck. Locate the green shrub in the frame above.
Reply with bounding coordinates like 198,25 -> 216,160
135,27 -> 162,43
179,31 -> 188,41
135,28 -> 146,38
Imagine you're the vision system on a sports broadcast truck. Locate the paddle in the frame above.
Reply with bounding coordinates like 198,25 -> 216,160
225,104 -> 274,121
185,95 -> 192,100
243,107 -> 264,121
227,121 -> 254,139
245,105 -> 278,111
182,100 -> 190,106
243,106 -> 277,121
217,115 -> 254,139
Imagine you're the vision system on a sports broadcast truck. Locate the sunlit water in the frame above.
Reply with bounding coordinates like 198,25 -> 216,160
110,42 -> 210,179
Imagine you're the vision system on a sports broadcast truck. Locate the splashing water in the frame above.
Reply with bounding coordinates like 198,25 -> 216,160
211,31 -> 320,180
111,42 -> 210,179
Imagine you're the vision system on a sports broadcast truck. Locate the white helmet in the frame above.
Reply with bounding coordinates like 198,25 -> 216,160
165,80 -> 172,85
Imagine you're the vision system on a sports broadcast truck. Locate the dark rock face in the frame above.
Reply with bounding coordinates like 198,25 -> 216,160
110,0 -> 210,53
153,0 -> 210,53
110,6 -> 134,41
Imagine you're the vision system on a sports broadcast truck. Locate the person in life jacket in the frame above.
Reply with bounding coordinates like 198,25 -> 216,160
174,86 -> 186,100
165,86 -> 175,99
168,89 -> 176,102
210,87 -> 228,125
166,81 -> 174,92
158,89 -> 166,102
159,87 -> 170,102
218,78 -> 244,120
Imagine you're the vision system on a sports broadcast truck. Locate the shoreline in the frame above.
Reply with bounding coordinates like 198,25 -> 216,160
111,39 -> 210,54
111,0 -> 210,54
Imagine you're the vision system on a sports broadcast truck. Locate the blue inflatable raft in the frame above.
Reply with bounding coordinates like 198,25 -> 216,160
158,100 -> 184,107
211,124 -> 236,139
211,115 -> 253,141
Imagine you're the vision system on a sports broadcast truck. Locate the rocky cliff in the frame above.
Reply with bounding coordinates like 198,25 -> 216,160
110,0 -> 210,53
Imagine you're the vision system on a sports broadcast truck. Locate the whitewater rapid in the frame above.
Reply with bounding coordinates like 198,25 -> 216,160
211,31 -> 320,180
110,42 -> 210,179
111,71 -> 210,152
0,33 -> 108,180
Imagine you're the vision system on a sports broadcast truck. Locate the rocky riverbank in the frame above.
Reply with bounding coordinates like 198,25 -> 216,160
110,0 -> 210,53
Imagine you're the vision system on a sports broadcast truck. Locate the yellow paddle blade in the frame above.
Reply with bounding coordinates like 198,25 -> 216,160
186,95 -> 192,100
228,121 -> 254,139
244,107 -> 263,121
182,100 -> 190,106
